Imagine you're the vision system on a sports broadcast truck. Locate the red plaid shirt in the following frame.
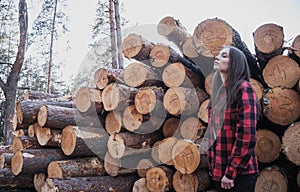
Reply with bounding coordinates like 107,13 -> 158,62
207,81 -> 259,181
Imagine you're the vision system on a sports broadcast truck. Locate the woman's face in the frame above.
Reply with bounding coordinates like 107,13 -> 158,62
213,47 -> 230,73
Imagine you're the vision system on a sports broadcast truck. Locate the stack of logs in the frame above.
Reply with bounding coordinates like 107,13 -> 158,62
0,16 -> 299,192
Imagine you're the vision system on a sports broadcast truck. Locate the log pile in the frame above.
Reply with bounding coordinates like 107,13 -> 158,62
0,16 -> 299,192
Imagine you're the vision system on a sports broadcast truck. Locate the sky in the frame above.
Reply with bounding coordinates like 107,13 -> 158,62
27,0 -> 300,83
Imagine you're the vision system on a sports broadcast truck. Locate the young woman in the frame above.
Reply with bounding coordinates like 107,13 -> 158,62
206,46 -> 260,192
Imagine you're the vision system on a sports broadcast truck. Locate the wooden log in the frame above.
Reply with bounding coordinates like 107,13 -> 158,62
263,87 -> 300,126
204,71 -> 215,95
151,141 -> 162,164
172,139 -> 201,174
162,62 -> 202,88
36,126 -> 61,147
24,90 -> 61,100
255,129 -> 281,163
34,173 -> 46,192
47,157 -> 105,179
163,86 -> 209,116
136,158 -> 154,178
124,62 -> 162,88
134,86 -> 164,115
15,129 -> 26,137
193,18 -> 263,83
253,23 -> 285,69
12,136 -> 42,153
11,149 -> 67,176
194,168 -> 212,191
162,117 -> 181,138
105,110 -> 122,135
27,123 -> 36,137
61,125 -> 108,157
75,86 -> 104,114
0,145 -> 12,155
262,55 -> 300,88
146,166 -> 174,192
282,122 -> 300,165
298,170 -> 300,189
255,166 -> 288,192
16,99 -> 74,126
172,170 -> 199,192
41,174 -> 139,192
157,16 -> 191,50
0,152 -> 13,168
102,83 -> 138,111
94,68 -> 124,90
0,168 -> 34,189
133,178 -> 149,192
122,104 -> 143,133
157,137 -> 177,165
122,33 -> 155,64
12,112 -> 29,131
289,34 -> 300,64
198,98 -> 210,123
180,116 -> 206,140
250,78 -> 264,100
149,44 -> 205,83
107,131 -> 163,159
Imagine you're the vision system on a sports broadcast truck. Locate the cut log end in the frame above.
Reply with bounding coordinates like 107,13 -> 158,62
137,158 -> 154,178
146,167 -> 172,192
94,68 -> 109,90
253,23 -> 284,54
48,161 -> 63,179
75,87 -> 92,113
122,33 -> 143,58
107,134 -> 126,159
162,63 -> 186,87
11,150 -> 23,176
150,44 -> 171,67
193,18 -> 233,57
61,125 -> 76,156
105,111 -> 122,135
16,101 -> 23,124
163,87 -> 186,116
34,173 -> 46,192
172,171 -> 199,192
180,117 -> 205,140
282,122 -> 300,165
198,99 -> 210,123
157,16 -> 176,36
36,126 -> 51,146
134,88 -> 157,114
37,105 -> 47,127
122,105 -> 143,132
124,62 -> 148,87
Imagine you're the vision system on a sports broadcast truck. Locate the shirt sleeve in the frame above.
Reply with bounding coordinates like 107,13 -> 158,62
225,82 -> 257,180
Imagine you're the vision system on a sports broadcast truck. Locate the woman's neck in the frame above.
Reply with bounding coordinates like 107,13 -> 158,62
220,72 -> 228,84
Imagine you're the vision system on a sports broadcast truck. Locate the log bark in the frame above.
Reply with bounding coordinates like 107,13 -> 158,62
282,122 -> 300,165
61,125 -> 108,157
256,129 -> 281,163
122,33 -> 155,65
0,168 -> 34,189
172,139 -> 201,174
102,83 -> 138,111
16,99 -> 74,125
34,173 -> 46,192
194,168 -> 212,191
36,126 -> 61,147
262,55 -> 300,88
94,68 -> 124,89
157,16 -> 191,51
47,157 -> 105,179
24,90 -> 61,100
0,152 -> 13,168
263,87 -> 300,126
172,170 -> 199,192
75,86 -> 104,113
255,166 -> 288,192
146,166 -> 174,192
11,149 -> 67,176
180,116 -> 206,140
253,23 -> 285,69
107,131 -> 163,159
163,86 -> 209,116
124,62 -> 163,88
41,174 -> 139,192
0,145 -> 12,154
12,136 -> 42,153
162,62 -> 203,88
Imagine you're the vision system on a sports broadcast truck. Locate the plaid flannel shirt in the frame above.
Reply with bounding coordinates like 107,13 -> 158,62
207,81 -> 259,181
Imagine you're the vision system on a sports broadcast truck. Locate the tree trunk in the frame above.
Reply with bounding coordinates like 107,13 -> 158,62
102,83 -> 138,111
60,125 -> 108,157
24,90 -> 61,100
282,122 -> 300,166
41,174 -> 139,192
122,33 -> 155,65
146,166 -> 174,192
262,55 -> 299,88
172,170 -> 199,192
47,157 -> 105,179
253,23 -> 285,70
93,68 -> 124,89
256,129 -> 281,163
75,86 -> 103,114
0,0 -> 28,145
0,168 -> 34,189
114,0 -> 123,69
11,148 -> 67,176
109,0 -> 117,68
263,87 -> 300,126
124,62 -> 163,88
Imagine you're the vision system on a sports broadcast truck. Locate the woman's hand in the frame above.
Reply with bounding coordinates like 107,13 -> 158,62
221,175 -> 234,189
